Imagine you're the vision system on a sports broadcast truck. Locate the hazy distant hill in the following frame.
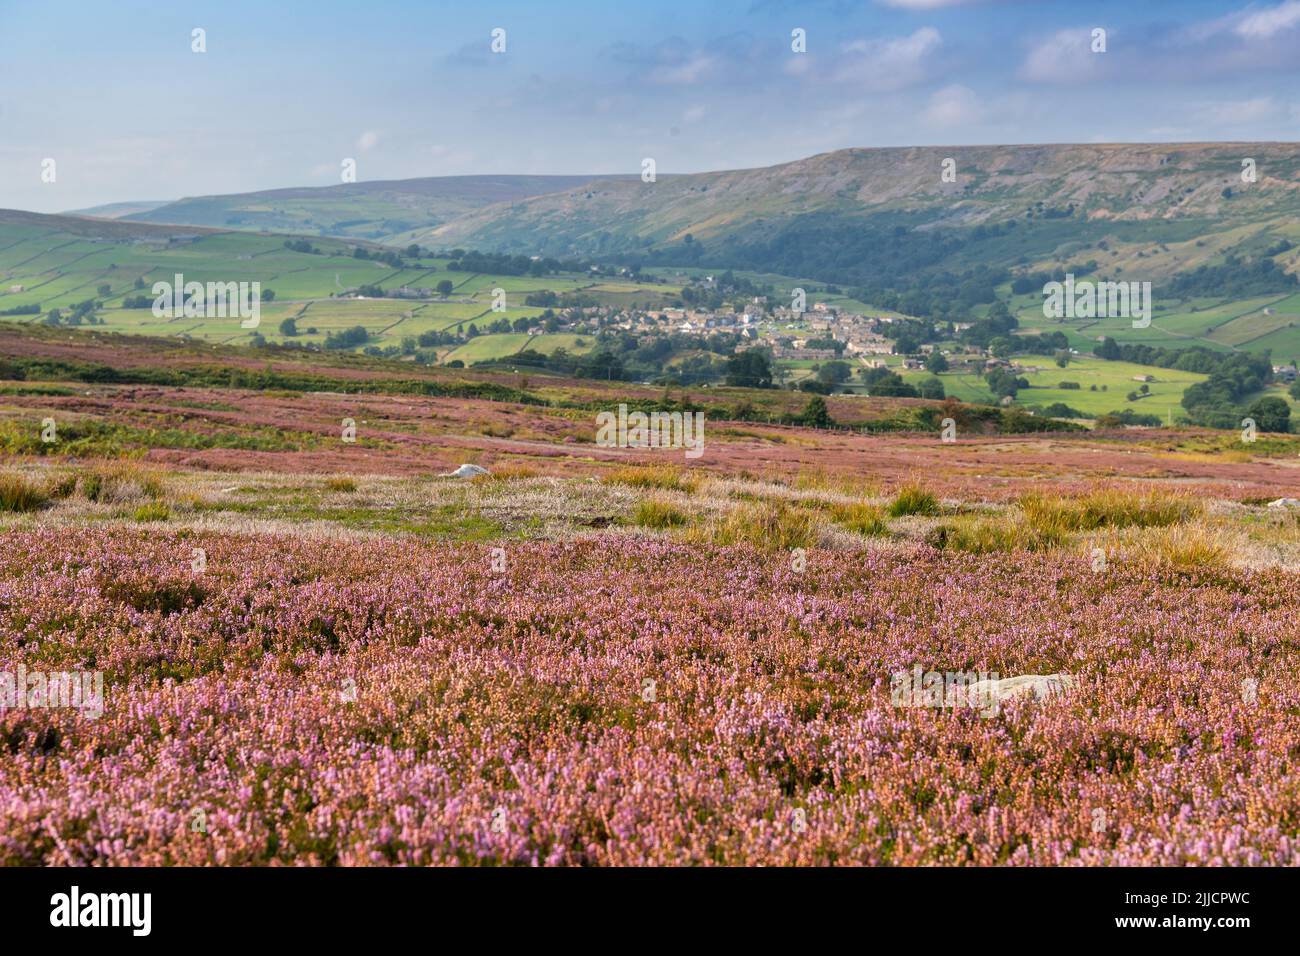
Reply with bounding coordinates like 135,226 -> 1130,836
65,200 -> 171,220
420,143 -> 1300,279
124,175 -> 634,242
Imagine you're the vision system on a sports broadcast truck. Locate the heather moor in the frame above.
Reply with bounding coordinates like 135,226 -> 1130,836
2,0 -> 1300,880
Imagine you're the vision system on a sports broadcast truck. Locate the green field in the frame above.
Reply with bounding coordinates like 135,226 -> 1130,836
0,217 -> 675,354
900,353 -> 1209,419
442,332 -> 598,365
1006,281 -> 1300,359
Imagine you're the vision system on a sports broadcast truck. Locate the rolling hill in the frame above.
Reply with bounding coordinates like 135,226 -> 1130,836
118,174 -> 635,242
423,143 -> 1300,261
0,209 -> 675,355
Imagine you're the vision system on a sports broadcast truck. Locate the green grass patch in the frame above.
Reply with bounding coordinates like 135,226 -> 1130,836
887,485 -> 940,517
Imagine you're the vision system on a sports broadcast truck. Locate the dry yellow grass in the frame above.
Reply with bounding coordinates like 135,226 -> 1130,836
633,497 -> 689,529
683,500 -> 821,551
478,463 -> 541,482
0,473 -> 48,512
1127,523 -> 1234,570
925,515 -> 1062,554
604,464 -> 700,494
77,463 -> 166,504
826,501 -> 889,536
1020,489 -> 1198,535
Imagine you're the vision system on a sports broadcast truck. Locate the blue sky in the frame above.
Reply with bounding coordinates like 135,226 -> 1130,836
2,0 -> 1299,212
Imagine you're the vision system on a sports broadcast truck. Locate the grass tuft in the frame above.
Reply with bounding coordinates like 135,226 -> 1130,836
1133,523 -> 1231,570
634,498 -> 689,529
0,474 -> 49,513
925,517 -> 1062,554
828,501 -> 889,536
1020,489 -> 1198,535
604,465 -> 699,494
79,464 -> 165,504
685,501 -> 820,551
132,501 -> 171,522
887,484 -> 940,518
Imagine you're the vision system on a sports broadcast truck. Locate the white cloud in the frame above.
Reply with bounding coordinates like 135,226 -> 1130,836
833,27 -> 943,91
357,130 -> 379,152
1019,28 -> 1105,84
1235,0 -> 1300,39
923,84 -> 982,126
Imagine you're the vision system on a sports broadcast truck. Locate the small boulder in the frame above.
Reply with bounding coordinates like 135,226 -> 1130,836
1266,498 -> 1300,510
969,673 -> 1075,704
440,464 -> 490,479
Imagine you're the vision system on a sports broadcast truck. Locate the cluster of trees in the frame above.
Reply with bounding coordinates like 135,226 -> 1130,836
1017,331 -> 1071,354
278,318 -> 320,337
724,350 -> 773,388
857,265 -> 1007,325
322,325 -> 370,350
0,303 -> 40,316
854,365 -> 942,399
498,348 -> 632,381
1244,396 -> 1291,433
43,299 -> 103,327
446,251 -> 580,277
524,290 -> 597,309
351,246 -> 409,270
957,301 -> 1018,349
678,271 -> 773,312
1038,402 -> 1087,419
635,215 -> 1020,324
883,318 -> 941,354
1096,409 -> 1163,428
1180,352 -> 1278,428
802,336 -> 845,354
985,368 -> 1029,399
1095,338 -> 1261,376
1166,250 -> 1296,299
466,329 -> 738,386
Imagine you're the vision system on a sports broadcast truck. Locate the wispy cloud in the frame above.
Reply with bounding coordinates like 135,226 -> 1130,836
1234,0 -> 1300,38
923,84 -> 983,126
1019,28 -> 1107,84
831,27 -> 944,90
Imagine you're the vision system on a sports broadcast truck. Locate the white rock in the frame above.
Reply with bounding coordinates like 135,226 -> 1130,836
968,673 -> 1075,704
440,464 -> 490,479
1266,498 -> 1300,510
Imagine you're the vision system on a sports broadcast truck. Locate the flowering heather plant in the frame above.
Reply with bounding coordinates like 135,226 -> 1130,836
1,527 -> 1297,866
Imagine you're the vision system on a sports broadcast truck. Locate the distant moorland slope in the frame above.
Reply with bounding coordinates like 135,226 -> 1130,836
113,174 -> 636,242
